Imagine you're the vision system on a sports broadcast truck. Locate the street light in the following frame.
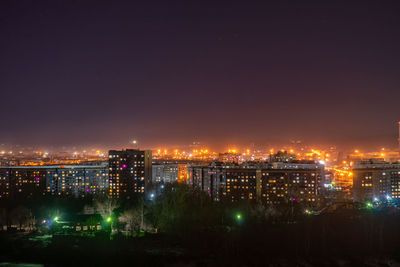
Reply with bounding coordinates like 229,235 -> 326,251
305,209 -> 312,215
235,213 -> 243,223
106,217 -> 112,223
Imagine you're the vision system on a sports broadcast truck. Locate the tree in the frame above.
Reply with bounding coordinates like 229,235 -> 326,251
119,208 -> 142,236
10,205 -> 34,231
94,197 -> 119,220
250,203 -> 281,223
147,183 -> 219,235
0,208 -> 6,230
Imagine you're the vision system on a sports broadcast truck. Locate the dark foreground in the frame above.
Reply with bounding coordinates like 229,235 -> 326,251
1,211 -> 400,266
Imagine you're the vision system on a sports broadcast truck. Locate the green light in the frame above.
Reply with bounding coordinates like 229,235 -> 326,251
54,216 -> 59,222
235,213 -> 242,221
106,217 -> 112,222
366,202 -> 373,208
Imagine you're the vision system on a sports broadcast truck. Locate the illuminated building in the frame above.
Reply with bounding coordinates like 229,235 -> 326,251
0,167 -> 46,199
353,159 -> 400,201
331,168 -> 353,190
218,152 -> 240,163
178,164 -> 188,182
46,163 -> 108,197
261,162 -> 322,204
269,150 -> 297,162
187,162 -> 228,201
225,167 -> 259,202
152,163 -> 188,183
0,163 -> 108,199
108,149 -> 152,198
152,164 -> 179,183
187,161 -> 323,203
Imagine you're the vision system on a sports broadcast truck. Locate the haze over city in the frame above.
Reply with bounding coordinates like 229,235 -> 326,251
1,0 -> 400,150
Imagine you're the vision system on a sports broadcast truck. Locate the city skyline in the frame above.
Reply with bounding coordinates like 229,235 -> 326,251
2,1 -> 400,265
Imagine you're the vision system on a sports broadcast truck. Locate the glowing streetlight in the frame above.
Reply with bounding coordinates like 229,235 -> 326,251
106,217 -> 112,223
235,213 -> 243,223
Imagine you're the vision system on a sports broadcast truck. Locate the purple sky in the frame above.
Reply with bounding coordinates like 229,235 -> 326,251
1,0 -> 400,150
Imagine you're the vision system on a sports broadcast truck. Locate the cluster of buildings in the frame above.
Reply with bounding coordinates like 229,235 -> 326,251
0,148 -> 326,205
2,145 -> 400,205
0,149 -> 150,200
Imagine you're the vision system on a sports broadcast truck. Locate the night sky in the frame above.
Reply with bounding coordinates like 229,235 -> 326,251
1,1 -> 400,149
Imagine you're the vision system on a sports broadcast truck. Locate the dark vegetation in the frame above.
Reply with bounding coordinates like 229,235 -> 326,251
1,184 -> 400,266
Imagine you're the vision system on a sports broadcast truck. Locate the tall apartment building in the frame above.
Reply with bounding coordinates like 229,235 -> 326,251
353,159 -> 400,201
108,149 -> 152,198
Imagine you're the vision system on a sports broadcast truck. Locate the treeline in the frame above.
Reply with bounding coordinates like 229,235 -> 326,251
1,183 -> 400,264
0,183 -> 315,233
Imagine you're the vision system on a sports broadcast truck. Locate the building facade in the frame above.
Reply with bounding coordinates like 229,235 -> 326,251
0,163 -> 108,199
152,164 -> 179,183
187,161 -> 323,204
152,163 -> 189,184
46,164 -> 108,197
261,162 -> 321,204
353,159 -> 400,201
0,167 -> 46,199
108,149 -> 152,198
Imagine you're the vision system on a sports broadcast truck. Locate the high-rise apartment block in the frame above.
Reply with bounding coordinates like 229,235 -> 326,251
108,149 -> 152,198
